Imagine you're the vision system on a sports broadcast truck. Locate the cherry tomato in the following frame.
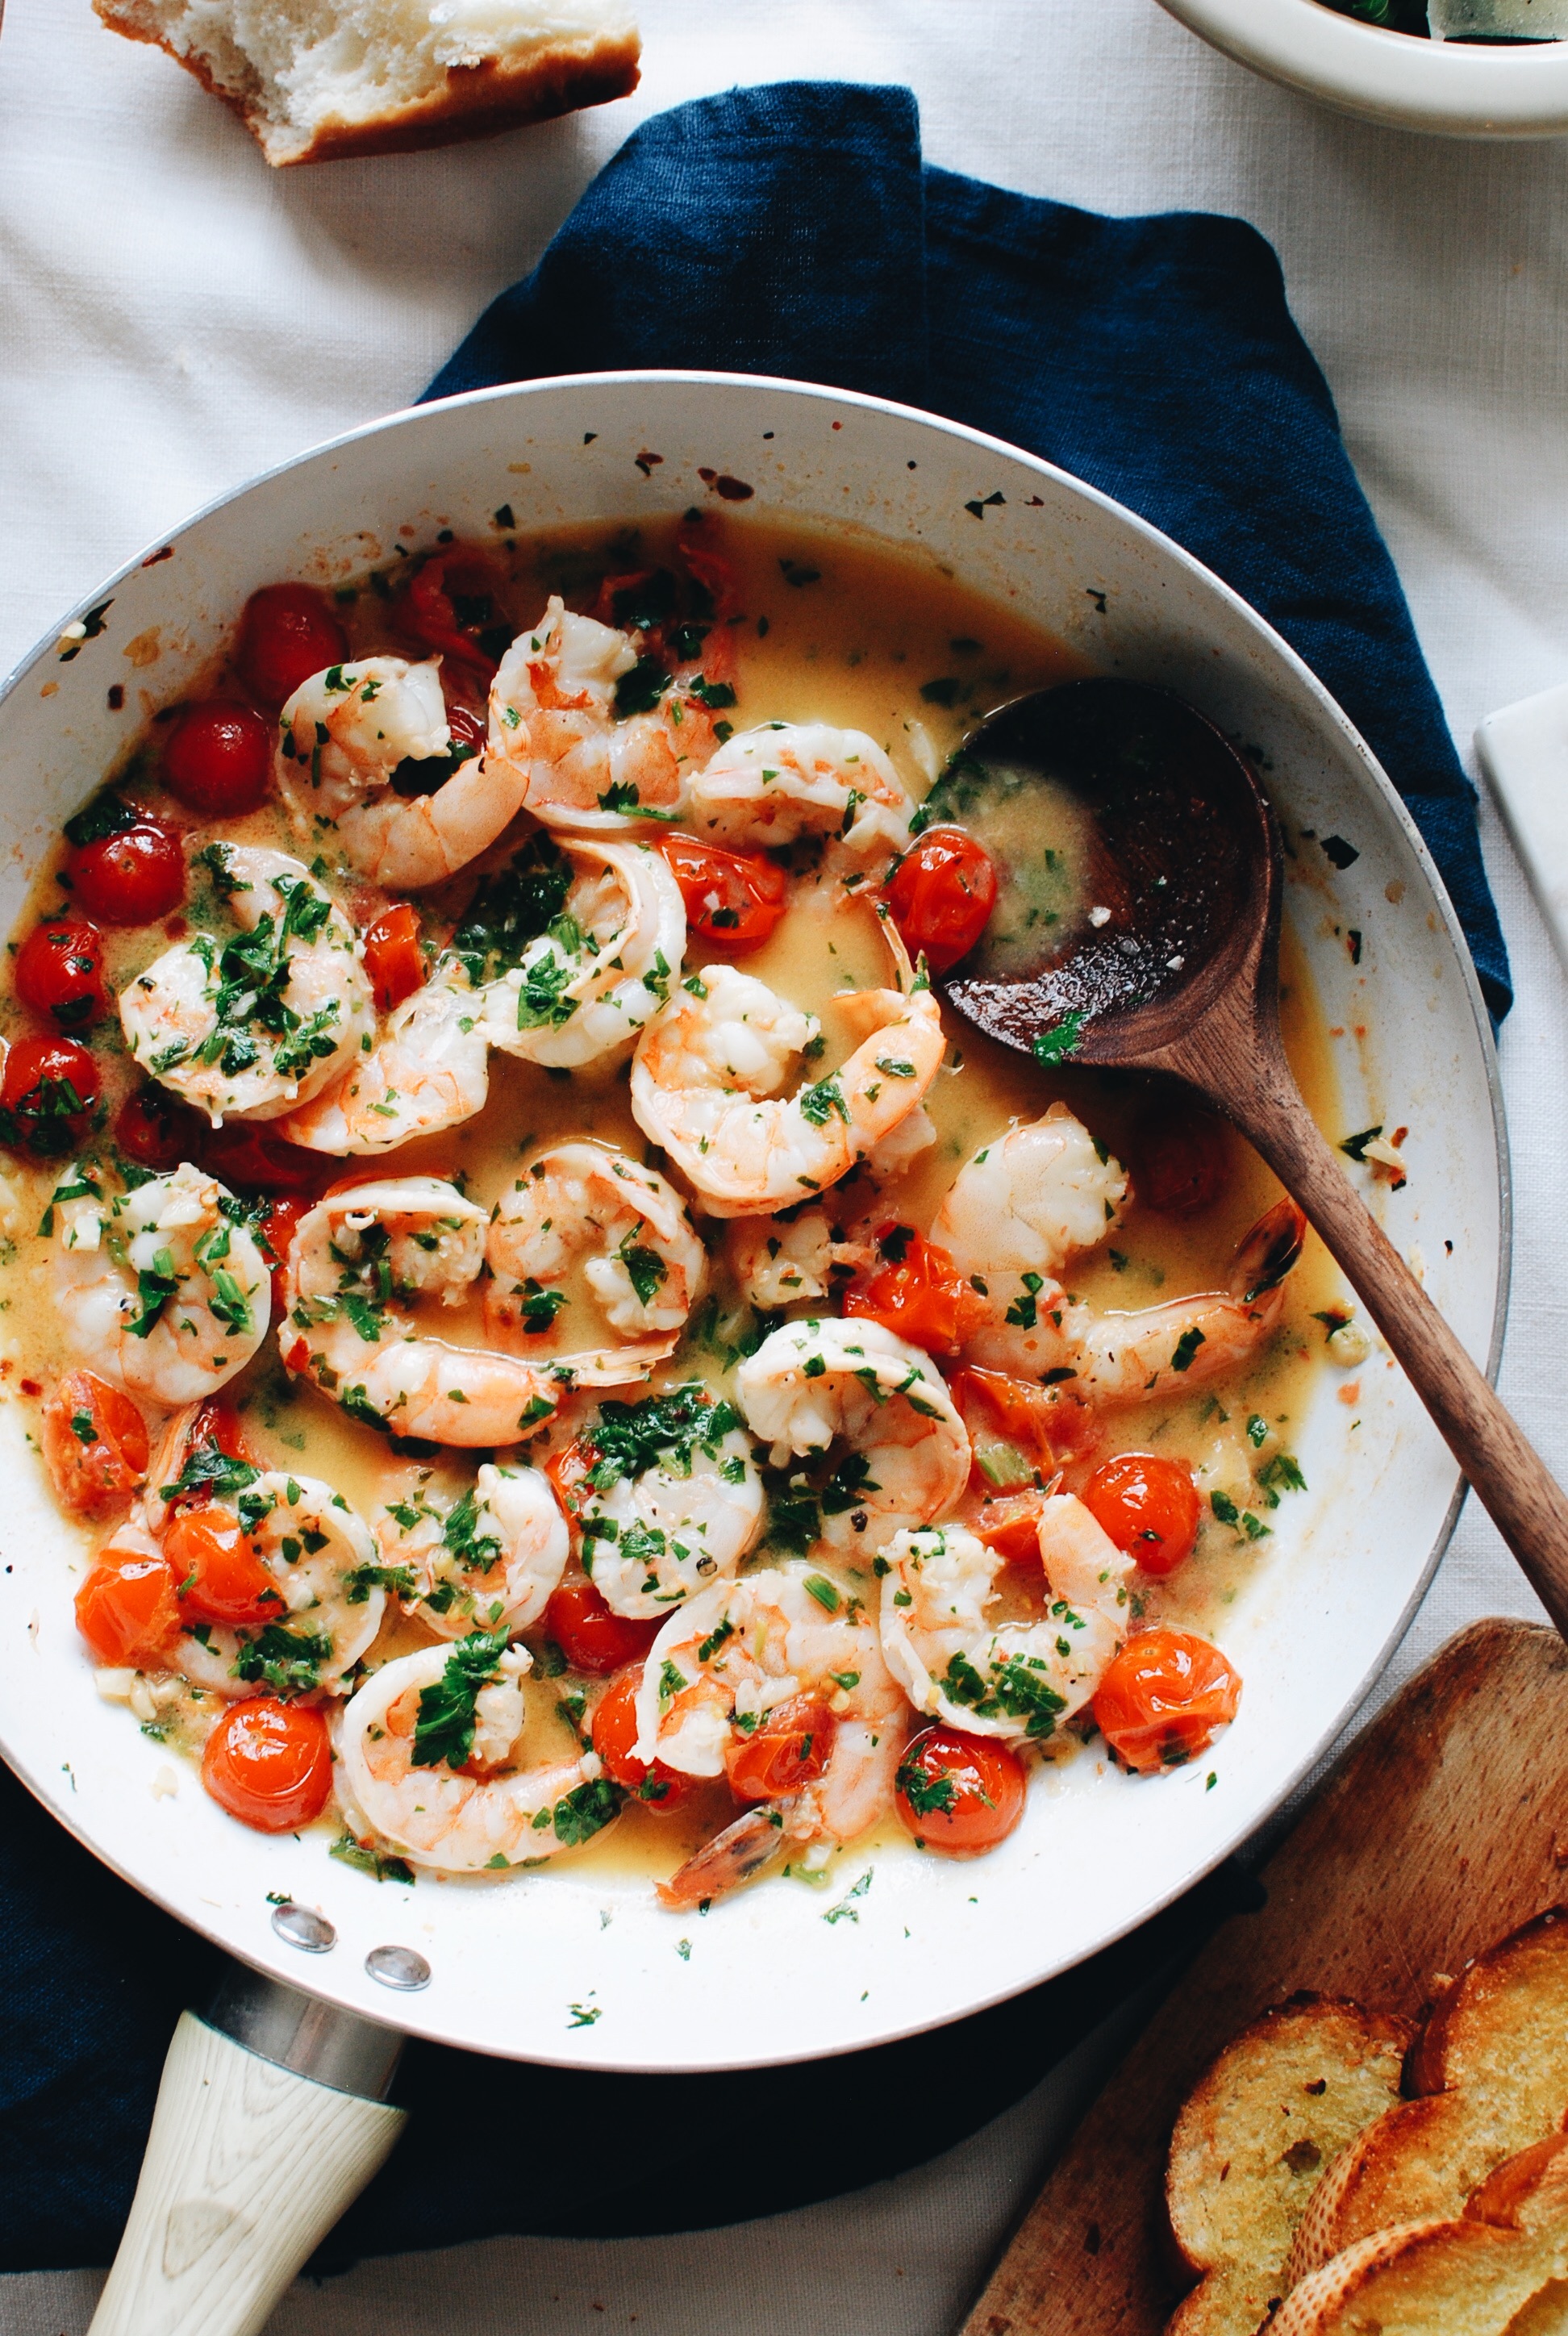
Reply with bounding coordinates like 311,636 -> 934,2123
948,1364 -> 1061,1492
161,700 -> 271,817
882,826 -> 997,974
199,1120 -> 326,1195
256,1195 -> 311,1313
363,903 -> 425,1012
15,920 -> 108,1030
844,1224 -> 989,1356
726,1694 -> 837,1802
235,583 -> 348,708
544,1575 -> 660,1676
114,1083 -> 203,1172
1092,1629 -> 1242,1774
971,1489 -> 1049,1566
448,703 -> 488,756
68,820 -> 185,926
202,1697 -> 334,1832
75,1538 -> 182,1669
406,553 -> 504,678
1082,1453 -> 1201,1577
41,1370 -> 149,1516
161,1399 -> 255,1514
590,1664 -> 694,1810
164,1506 -> 282,1629
656,836 -> 786,953
1136,1102 -> 1228,1218
0,1036 -> 99,1157
894,1725 -> 1027,1855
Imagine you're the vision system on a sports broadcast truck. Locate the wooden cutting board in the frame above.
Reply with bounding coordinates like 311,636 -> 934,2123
959,1616 -> 1568,2336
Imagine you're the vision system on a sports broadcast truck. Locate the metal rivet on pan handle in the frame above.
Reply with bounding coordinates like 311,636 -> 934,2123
270,1901 -> 336,1954
365,1943 -> 431,1992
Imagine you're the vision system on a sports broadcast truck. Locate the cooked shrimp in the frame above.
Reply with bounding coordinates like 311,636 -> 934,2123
562,1384 -> 762,1619
880,1498 -> 1133,1744
686,723 -> 914,853
634,1562 -> 911,1904
277,657 -> 528,890
337,1636 -> 615,1874
485,1143 -> 706,1383
736,1316 -> 970,1556
472,836 -> 686,1070
280,968 -> 490,1153
281,1176 -> 561,1446
629,927 -> 945,1217
53,1162 -> 270,1405
727,1210 -> 871,1310
169,1470 -> 385,1703
120,847 -> 373,1124
488,598 -> 724,832
373,1460 -> 569,1637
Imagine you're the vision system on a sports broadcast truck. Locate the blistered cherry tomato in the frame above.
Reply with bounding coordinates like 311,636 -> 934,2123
69,820 -> 185,926
202,1697 -> 334,1832
894,1725 -> 1027,1855
948,1363 -> 1061,1492
1092,1629 -> 1241,1774
844,1224 -> 989,1356
726,1694 -> 837,1802
882,826 -> 997,974
1082,1453 -> 1201,1577
363,903 -> 425,1012
0,1036 -> 99,1157
15,920 -> 107,1031
406,553 -> 504,678
115,1082 -> 206,1172
41,1370 -> 149,1516
544,1575 -> 660,1675
655,836 -> 786,953
256,1195 -> 311,1314
971,1489 -> 1049,1566
164,1507 -> 282,1629
235,584 -> 348,708
75,1538 -> 182,1669
161,700 -> 271,817
1136,1103 -> 1228,1219
591,1664 -> 694,1810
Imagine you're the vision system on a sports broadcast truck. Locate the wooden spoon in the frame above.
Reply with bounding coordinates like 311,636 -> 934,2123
932,676 -> 1568,1634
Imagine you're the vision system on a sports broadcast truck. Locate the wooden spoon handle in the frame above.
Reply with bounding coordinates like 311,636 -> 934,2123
1188,1045 -> 1568,1637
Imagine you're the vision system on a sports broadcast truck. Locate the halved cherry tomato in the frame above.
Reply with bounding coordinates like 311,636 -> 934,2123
234,583 -> 348,708
544,1574 -> 660,1675
1136,1102 -> 1228,1218
0,1036 -> 99,1157
115,1082 -> 206,1173
75,1538 -> 182,1669
15,920 -> 108,1030
591,1664 -> 694,1810
882,826 -> 997,974
1082,1453 -> 1201,1577
41,1370 -> 149,1516
948,1363 -> 1060,1491
971,1488 -> 1049,1566
68,820 -> 185,926
256,1195 -> 311,1313
726,1693 -> 837,1802
162,699 -> 271,817
894,1724 -> 1027,1855
844,1223 -> 989,1357
1092,1629 -> 1241,1774
406,552 -> 505,678
655,835 -> 786,953
202,1697 -> 334,1833
363,903 -> 425,1012
164,1506 -> 282,1629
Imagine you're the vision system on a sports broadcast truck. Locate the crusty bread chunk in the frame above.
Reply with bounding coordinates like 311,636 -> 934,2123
1163,1997 -> 1413,2336
93,0 -> 640,165
1285,1908 -> 1568,2288
1267,2134 -> 1568,2335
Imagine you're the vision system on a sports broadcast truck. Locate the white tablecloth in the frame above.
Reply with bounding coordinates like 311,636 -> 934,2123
4,1 -> 1568,2326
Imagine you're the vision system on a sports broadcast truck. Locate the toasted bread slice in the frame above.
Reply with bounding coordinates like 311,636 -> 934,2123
1164,1997 -> 1413,2336
1285,1908 -> 1568,2287
93,0 -> 640,165
1267,2135 -> 1568,2334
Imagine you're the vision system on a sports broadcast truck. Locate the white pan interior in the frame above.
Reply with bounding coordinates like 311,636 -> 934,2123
0,374 -> 1505,2071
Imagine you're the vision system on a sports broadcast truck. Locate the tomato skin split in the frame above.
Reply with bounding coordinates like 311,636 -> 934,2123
844,1226 -> 989,1357
882,826 -> 997,974
42,1371 -> 149,1516
75,1540 -> 182,1670
544,1575 -> 660,1677
161,700 -> 271,818
202,1698 -> 334,1833
591,1665 -> 693,1810
725,1694 -> 836,1802
235,584 -> 348,708
894,1724 -> 1026,1855
1092,1629 -> 1241,1774
1082,1453 -> 1201,1578
655,835 -> 786,954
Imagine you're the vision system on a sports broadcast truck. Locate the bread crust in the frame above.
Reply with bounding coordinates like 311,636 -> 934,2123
92,0 -> 640,165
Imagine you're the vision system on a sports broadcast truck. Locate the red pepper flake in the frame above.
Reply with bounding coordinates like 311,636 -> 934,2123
106,684 -> 124,711
19,1379 -> 41,1397
140,546 -> 174,567
634,448 -> 664,477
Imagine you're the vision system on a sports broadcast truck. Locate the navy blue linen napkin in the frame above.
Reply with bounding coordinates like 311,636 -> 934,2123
0,80 -> 1507,2281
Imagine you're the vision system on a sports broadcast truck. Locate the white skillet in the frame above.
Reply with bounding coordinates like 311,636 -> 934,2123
0,375 -> 1506,2333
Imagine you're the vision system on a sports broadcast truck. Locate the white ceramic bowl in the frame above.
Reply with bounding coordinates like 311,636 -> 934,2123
0,373 -> 1506,2072
1159,0 -> 1568,136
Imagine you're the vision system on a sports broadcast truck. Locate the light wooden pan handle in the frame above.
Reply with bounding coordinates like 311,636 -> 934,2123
89,1975 -> 405,2336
